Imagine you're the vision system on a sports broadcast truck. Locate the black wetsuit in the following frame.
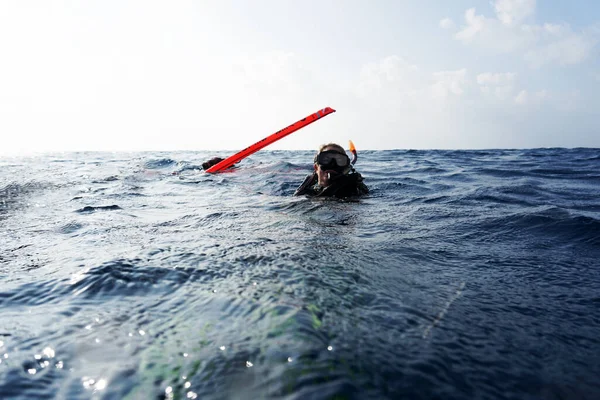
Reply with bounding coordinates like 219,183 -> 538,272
294,171 -> 369,198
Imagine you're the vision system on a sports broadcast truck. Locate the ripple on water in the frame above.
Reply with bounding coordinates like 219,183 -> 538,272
1,149 -> 600,400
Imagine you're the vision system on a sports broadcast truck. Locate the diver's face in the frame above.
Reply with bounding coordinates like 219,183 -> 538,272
315,163 -> 331,187
314,146 -> 339,187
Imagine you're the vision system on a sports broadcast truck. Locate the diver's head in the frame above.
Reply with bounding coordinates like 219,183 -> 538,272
202,157 -> 225,170
314,143 -> 351,187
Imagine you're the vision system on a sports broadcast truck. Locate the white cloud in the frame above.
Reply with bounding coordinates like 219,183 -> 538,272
524,26 -> 599,68
361,56 -> 419,82
454,8 -> 535,53
439,18 -> 455,30
494,0 -> 536,26
354,58 -> 557,111
349,57 -> 587,148
353,56 -> 578,136
514,89 -> 548,105
477,72 -> 516,85
356,55 -> 422,98
234,52 -> 313,94
451,1 -> 599,68
356,58 -> 469,102
455,8 -> 487,42
515,90 -> 528,104
350,61 -> 476,148
431,69 -> 468,99
477,72 -> 517,100
543,23 -> 568,36
1,2 -> 597,153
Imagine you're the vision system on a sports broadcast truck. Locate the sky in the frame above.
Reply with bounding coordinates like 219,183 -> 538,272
1,0 -> 599,155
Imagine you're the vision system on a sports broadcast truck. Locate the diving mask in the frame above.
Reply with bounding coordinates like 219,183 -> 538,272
314,150 -> 350,171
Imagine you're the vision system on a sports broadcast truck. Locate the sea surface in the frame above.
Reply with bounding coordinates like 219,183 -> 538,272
1,149 -> 599,400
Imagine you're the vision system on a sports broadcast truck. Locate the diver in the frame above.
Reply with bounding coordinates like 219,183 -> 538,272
202,157 -> 225,170
202,142 -> 368,198
294,143 -> 368,198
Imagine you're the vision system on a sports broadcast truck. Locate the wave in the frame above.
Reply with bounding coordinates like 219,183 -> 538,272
0,257 -> 232,307
2,149 -> 600,400
142,158 -> 177,169
0,181 -> 49,219
75,205 -> 122,213
472,207 -> 600,247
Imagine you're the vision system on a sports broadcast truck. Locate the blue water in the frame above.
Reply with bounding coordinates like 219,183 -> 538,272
1,149 -> 599,400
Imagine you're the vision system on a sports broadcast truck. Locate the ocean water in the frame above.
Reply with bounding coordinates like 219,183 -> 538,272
1,149 -> 599,400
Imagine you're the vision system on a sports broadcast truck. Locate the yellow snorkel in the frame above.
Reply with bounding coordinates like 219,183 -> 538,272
348,140 -> 358,165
